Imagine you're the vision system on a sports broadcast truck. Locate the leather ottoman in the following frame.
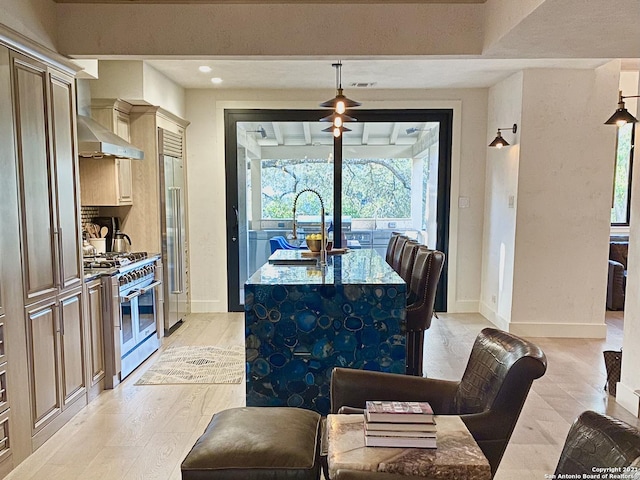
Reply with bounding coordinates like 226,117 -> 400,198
181,406 -> 322,480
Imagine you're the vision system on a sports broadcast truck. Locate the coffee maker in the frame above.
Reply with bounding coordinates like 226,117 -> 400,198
91,216 -> 120,252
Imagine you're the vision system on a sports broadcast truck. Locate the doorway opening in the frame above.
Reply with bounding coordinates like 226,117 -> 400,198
225,109 -> 453,312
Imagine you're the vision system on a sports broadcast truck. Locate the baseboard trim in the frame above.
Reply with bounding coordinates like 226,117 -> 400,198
478,306 -> 607,338
478,301 -> 510,330
448,300 -> 479,313
190,300 -> 225,313
508,322 -> 607,338
616,383 -> 640,417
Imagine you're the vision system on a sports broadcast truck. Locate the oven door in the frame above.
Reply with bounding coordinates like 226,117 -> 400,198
120,287 -> 140,356
137,280 -> 161,341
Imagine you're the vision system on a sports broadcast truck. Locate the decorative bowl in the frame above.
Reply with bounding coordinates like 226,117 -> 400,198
306,238 -> 323,252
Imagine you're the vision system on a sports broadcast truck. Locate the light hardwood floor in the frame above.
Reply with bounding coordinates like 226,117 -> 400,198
5,311 -> 638,480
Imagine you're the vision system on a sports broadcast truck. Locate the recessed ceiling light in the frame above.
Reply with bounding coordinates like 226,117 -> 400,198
211,77 -> 223,84
198,66 -> 212,73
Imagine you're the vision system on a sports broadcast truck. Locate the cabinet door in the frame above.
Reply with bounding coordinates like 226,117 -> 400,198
11,53 -> 57,303
117,158 -> 133,204
59,291 -> 86,407
87,283 -> 105,385
26,299 -> 61,432
49,72 -> 82,292
115,112 -> 133,203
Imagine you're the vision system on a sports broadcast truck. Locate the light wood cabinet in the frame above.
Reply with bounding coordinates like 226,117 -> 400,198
25,289 -> 86,436
11,51 -> 82,304
79,99 -> 134,206
2,34 -> 87,467
85,279 -> 105,400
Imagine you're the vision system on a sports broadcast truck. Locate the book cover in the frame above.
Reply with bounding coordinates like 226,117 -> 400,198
365,401 -> 435,423
364,420 -> 437,433
364,435 -> 437,449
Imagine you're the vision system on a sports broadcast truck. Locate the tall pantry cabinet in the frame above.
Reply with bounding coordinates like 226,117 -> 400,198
1,28 -> 86,474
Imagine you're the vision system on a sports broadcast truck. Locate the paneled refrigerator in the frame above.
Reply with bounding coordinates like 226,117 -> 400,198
159,127 -> 188,333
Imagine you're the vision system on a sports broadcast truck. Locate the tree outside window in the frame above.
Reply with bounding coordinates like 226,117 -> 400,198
611,124 -> 635,225
261,157 -> 413,219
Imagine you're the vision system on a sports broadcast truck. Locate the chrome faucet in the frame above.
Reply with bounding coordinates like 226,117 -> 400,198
292,188 -> 327,266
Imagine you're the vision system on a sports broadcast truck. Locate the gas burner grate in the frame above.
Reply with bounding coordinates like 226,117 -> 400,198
84,252 -> 148,269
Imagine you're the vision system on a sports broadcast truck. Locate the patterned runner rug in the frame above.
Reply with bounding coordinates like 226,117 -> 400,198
135,345 -> 245,385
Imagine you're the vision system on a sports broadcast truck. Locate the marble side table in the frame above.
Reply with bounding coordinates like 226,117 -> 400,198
327,414 -> 491,480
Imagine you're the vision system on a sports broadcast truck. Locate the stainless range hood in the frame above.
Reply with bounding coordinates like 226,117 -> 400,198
77,115 -> 144,160
75,78 -> 144,160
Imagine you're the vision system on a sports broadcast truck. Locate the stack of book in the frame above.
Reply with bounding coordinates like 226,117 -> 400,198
364,400 -> 437,448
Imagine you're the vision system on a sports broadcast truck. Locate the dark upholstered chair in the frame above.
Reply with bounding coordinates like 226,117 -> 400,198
405,246 -> 444,376
390,235 -> 409,272
397,239 -> 420,282
608,241 -> 628,310
330,328 -> 547,477
554,411 -> 640,476
385,234 -> 400,265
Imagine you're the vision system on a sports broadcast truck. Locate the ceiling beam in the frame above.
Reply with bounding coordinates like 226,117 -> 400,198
389,123 -> 401,145
272,123 -> 284,145
303,122 -> 312,145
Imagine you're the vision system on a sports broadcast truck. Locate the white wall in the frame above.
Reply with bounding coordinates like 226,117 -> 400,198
480,71 -> 523,329
185,88 -> 488,313
89,60 -> 186,118
510,64 -> 619,337
0,0 -> 57,51
617,70 -> 640,416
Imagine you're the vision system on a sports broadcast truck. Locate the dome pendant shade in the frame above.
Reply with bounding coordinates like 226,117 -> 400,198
320,112 -> 357,124
322,125 -> 352,133
320,89 -> 362,111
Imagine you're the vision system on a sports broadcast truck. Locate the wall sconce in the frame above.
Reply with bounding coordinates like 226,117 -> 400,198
406,127 -> 430,134
320,61 -> 361,137
605,91 -> 639,126
489,124 -> 518,148
248,125 -> 267,138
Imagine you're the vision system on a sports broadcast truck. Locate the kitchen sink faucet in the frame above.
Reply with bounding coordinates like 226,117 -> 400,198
291,188 -> 327,267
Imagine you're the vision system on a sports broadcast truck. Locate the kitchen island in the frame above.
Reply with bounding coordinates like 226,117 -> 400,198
245,248 -> 406,415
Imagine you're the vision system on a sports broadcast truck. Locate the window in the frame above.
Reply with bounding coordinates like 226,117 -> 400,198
611,123 -> 635,225
260,157 -> 413,220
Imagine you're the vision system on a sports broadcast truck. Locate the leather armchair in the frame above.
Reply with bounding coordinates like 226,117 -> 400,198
607,241 -> 628,310
330,328 -> 547,478
554,411 -> 640,476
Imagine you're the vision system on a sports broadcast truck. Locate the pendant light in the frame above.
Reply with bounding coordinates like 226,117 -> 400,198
605,91 -> 639,126
489,124 -> 518,148
320,61 -> 361,137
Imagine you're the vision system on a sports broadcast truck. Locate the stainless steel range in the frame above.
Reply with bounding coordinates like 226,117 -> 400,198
85,252 -> 163,388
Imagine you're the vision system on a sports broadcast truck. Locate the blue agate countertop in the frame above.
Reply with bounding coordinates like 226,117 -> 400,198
247,248 -> 404,287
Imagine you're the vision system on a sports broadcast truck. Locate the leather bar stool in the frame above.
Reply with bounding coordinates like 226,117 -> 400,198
390,235 -> 409,273
385,233 -> 400,265
398,240 -> 420,283
405,246 -> 445,376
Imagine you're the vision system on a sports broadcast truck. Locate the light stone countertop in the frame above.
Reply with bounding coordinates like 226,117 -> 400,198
327,414 -> 491,480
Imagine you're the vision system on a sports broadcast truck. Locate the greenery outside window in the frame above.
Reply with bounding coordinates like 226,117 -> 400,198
611,123 -> 635,225
261,157 -> 413,219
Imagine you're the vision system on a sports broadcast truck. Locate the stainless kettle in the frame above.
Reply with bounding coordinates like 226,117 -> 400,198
112,230 -> 132,253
